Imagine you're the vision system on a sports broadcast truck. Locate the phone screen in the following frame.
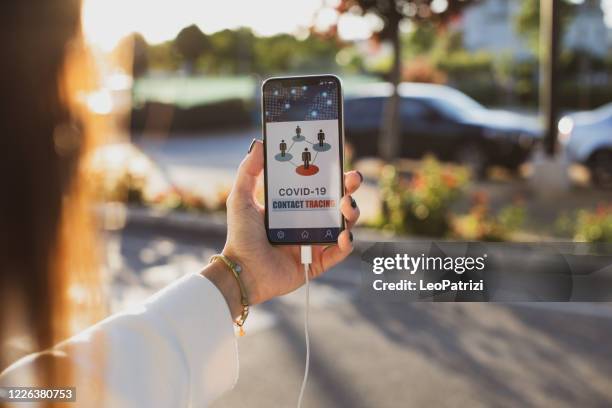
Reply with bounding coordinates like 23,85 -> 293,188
262,75 -> 344,244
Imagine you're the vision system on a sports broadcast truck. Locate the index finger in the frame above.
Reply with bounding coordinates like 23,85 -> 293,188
344,170 -> 362,195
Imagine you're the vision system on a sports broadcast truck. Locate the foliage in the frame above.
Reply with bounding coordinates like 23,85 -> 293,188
337,1 -> 476,41
379,157 -> 469,236
91,169 -> 147,205
146,29 -> 341,75
90,145 -> 228,213
515,0 -> 578,54
428,47 -> 612,109
334,1 -> 476,160
253,33 -> 339,74
376,158 -> 528,241
434,51 -> 493,78
147,41 -> 181,72
201,28 -> 256,74
385,0 -> 610,110
334,0 -> 475,81
452,192 -> 526,241
335,47 -> 366,73
402,23 -> 437,58
402,56 -> 446,83
151,188 -> 217,213
557,204 -> 612,243
174,24 -> 209,72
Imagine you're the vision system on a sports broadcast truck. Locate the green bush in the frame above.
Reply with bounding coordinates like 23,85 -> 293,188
434,51 -> 494,79
555,205 -> 612,243
574,205 -> 612,243
378,157 -> 469,236
452,192 -> 526,241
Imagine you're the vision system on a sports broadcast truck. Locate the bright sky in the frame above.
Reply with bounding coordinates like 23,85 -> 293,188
82,0 -> 350,51
83,0 -> 612,51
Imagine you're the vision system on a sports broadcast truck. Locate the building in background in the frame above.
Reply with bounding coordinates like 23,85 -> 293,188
459,0 -> 609,58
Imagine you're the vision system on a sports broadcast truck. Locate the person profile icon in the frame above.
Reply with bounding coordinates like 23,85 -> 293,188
280,139 -> 287,157
296,125 -> 302,137
302,147 -> 311,169
317,129 -> 325,147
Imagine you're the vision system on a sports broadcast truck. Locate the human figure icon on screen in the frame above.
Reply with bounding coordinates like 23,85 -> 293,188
317,129 -> 325,147
279,139 -> 287,157
296,125 -> 302,137
302,147 -> 311,169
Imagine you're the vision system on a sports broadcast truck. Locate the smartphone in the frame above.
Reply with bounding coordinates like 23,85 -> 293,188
262,75 -> 345,245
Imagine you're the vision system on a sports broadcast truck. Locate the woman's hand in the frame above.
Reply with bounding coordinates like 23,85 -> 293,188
204,139 -> 361,318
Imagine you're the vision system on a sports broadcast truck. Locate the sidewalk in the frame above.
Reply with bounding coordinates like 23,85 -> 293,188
107,207 -> 612,408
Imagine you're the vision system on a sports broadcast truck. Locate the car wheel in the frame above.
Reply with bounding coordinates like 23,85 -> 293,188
455,143 -> 488,179
589,150 -> 612,189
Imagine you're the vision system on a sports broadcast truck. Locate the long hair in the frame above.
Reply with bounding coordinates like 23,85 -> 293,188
0,0 -> 105,379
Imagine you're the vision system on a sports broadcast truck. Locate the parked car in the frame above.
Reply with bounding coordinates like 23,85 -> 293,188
344,83 -> 541,177
559,102 -> 612,188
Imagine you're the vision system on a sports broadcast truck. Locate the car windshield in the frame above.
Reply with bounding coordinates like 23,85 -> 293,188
574,101 -> 612,126
592,102 -> 612,119
423,90 -> 486,121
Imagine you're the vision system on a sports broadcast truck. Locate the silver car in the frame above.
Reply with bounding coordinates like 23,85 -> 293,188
559,102 -> 612,188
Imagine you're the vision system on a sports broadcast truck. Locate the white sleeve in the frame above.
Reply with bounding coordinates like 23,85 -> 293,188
0,274 -> 239,408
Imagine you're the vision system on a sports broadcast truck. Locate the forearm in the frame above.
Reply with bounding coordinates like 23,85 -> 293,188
201,259 -> 243,319
1,274 -> 239,406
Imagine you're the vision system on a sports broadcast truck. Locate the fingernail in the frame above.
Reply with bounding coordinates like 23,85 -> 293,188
356,171 -> 363,183
248,139 -> 257,153
349,231 -> 354,242
351,197 -> 357,209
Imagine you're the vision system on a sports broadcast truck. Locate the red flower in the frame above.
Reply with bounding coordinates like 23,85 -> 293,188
442,172 -> 457,188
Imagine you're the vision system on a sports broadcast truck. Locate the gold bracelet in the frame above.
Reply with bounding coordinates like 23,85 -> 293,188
209,254 -> 250,336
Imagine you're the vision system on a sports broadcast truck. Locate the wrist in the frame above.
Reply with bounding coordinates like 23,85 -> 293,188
221,248 -> 260,305
201,260 -> 243,319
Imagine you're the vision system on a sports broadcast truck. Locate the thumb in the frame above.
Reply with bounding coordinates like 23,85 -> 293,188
230,139 -> 264,202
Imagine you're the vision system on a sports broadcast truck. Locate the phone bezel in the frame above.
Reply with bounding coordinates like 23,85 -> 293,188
261,74 -> 346,245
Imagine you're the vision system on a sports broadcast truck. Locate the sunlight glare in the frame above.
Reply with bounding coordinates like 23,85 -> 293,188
82,0 -> 375,52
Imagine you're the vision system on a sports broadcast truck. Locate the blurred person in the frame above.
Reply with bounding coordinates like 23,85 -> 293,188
0,0 -> 362,407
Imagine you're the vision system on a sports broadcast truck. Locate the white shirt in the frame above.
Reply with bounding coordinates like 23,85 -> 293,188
0,274 -> 239,407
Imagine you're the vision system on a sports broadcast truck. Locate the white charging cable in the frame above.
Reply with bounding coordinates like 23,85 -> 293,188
297,245 -> 312,408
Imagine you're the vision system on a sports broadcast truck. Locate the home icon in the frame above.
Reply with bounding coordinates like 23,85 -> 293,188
301,230 -> 309,239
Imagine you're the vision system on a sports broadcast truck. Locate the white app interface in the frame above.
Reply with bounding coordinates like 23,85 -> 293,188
264,80 -> 342,242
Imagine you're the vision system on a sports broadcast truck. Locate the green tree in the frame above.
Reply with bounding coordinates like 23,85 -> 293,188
254,33 -> 340,74
203,28 -> 256,74
174,24 -> 209,74
515,0 -> 578,55
147,41 -> 181,72
334,0 -> 475,161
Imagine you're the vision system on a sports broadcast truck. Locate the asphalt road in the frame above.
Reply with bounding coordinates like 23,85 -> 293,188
107,222 -> 612,408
